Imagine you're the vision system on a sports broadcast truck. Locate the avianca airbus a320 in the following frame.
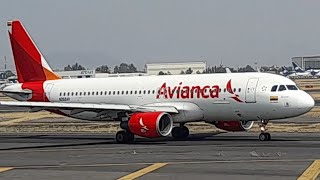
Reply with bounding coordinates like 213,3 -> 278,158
0,20 -> 315,143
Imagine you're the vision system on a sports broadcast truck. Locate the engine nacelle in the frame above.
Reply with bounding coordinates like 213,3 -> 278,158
214,121 -> 254,132
128,112 -> 173,138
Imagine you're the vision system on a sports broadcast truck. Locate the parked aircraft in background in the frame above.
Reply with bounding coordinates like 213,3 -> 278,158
280,64 -> 313,79
0,20 -> 314,143
292,62 -> 320,77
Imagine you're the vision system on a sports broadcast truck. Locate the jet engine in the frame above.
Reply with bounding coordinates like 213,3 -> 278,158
213,121 -> 254,132
128,112 -> 173,138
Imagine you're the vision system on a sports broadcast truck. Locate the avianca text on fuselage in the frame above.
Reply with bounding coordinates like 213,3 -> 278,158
156,82 -> 219,99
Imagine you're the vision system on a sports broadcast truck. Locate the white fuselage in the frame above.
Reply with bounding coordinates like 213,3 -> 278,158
5,73 -> 314,123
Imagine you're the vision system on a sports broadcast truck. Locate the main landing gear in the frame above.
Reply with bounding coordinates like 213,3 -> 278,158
258,119 -> 271,141
172,124 -> 190,139
115,115 -> 135,144
115,130 -> 134,144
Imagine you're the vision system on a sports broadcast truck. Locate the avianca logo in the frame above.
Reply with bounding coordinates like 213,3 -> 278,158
156,82 -> 219,99
226,80 -> 243,103
139,118 -> 149,133
156,80 -> 243,103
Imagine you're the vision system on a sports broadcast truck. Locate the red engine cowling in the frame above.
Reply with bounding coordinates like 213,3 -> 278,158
214,121 -> 254,132
128,112 -> 173,138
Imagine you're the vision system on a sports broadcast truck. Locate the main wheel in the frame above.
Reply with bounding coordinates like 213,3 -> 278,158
127,132 -> 135,143
172,126 -> 189,139
116,130 -> 128,143
180,126 -> 189,138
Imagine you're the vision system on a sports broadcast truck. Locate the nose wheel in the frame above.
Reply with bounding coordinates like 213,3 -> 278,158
259,119 -> 271,141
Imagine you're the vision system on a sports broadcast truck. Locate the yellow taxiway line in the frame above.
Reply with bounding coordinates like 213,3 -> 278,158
298,160 -> 320,180
0,167 -> 13,173
117,163 -> 167,180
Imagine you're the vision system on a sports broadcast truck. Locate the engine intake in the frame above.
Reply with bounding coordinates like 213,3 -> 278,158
128,112 -> 173,138
214,121 -> 254,132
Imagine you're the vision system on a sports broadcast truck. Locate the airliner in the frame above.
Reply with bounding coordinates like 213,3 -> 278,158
280,64 -> 312,79
0,20 -> 314,143
292,62 -> 320,77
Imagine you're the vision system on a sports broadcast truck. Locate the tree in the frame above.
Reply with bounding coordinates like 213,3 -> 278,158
180,70 -> 185,74
64,63 -> 86,71
114,63 -> 138,73
158,71 -> 165,75
185,68 -> 193,74
196,70 -> 201,74
96,65 -> 110,73
114,66 -> 119,73
238,65 -> 255,72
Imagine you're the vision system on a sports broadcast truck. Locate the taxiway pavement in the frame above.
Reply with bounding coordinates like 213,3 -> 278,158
0,132 -> 319,180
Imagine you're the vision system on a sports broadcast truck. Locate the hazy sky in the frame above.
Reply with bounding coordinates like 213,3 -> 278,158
1,0 -> 320,70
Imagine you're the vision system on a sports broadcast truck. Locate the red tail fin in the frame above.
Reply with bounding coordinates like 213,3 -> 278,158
7,20 -> 60,83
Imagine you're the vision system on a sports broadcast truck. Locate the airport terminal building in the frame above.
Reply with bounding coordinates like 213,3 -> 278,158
145,61 -> 206,75
292,56 -> 320,70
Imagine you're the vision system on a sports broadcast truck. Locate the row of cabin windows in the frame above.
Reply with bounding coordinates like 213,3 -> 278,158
59,88 -> 242,97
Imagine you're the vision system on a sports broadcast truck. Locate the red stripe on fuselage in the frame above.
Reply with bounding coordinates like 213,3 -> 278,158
22,81 -> 48,102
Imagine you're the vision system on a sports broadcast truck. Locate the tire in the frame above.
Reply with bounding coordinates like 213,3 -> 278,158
127,132 -> 135,143
172,126 -> 189,139
265,133 -> 271,141
116,130 -> 128,143
259,133 -> 267,141
180,126 -> 190,138
171,127 -> 181,139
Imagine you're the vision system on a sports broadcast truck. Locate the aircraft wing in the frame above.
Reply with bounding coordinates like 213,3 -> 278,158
0,101 -> 179,113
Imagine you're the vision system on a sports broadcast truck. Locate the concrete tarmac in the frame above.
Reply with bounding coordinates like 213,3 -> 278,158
0,132 -> 319,179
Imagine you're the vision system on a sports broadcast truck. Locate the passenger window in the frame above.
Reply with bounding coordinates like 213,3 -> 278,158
67,92 -> 70,96
126,91 -> 128,94
286,85 -> 298,90
139,90 -> 141,94
233,88 -> 236,92
113,91 -> 115,95
96,92 -> 99,95
130,91 -> 133,94
271,85 -> 278,92
219,88 -> 221,92
152,90 -> 155,94
223,88 -> 226,92
109,91 -> 111,95
80,92 -> 82,96
88,92 -> 90,95
75,92 -> 78,96
100,91 -> 103,95
122,91 -> 124,95
148,90 -> 150,94
84,92 -> 86,96
135,91 -> 137,94
238,88 -> 241,92
117,91 -> 120,95
278,85 -> 286,91
105,91 -> 107,95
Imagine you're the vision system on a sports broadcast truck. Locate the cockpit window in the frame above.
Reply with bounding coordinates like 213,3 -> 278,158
286,85 -> 298,90
271,85 -> 278,92
278,85 -> 286,91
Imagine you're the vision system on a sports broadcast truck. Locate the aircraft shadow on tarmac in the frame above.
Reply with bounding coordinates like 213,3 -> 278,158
0,132 -> 302,151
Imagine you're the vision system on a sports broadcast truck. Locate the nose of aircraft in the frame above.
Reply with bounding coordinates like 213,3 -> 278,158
298,91 -> 315,112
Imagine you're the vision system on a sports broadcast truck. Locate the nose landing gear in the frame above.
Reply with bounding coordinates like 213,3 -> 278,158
258,119 -> 271,141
